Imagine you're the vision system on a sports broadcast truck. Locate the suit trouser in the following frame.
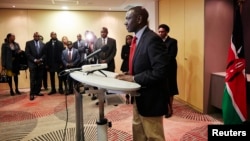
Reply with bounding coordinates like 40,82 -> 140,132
42,68 -> 48,89
61,74 -> 73,93
49,71 -> 63,91
133,100 -> 165,141
30,68 -> 43,95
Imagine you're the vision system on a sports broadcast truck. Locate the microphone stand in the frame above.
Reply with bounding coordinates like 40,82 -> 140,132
86,69 -> 107,77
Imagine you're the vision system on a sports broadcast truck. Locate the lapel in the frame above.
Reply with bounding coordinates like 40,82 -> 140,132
165,37 -> 171,48
66,49 -> 70,61
99,38 -> 103,47
133,28 -> 148,63
106,38 -> 109,45
71,48 -> 75,60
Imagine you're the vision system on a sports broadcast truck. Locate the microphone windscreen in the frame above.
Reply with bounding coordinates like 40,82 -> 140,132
101,45 -> 109,51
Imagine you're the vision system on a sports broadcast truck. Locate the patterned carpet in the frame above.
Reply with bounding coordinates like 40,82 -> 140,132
0,89 -> 222,141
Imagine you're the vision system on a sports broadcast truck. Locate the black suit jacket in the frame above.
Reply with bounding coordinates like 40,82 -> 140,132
1,42 -> 22,74
120,44 -> 130,72
25,40 -> 46,69
45,39 -> 64,72
133,27 -> 170,117
164,36 -> 179,95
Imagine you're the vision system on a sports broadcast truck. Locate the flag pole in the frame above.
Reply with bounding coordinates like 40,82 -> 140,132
237,0 -> 244,13
238,0 -> 250,124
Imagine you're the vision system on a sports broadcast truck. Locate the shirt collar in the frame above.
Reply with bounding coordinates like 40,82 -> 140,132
163,36 -> 168,42
135,25 -> 147,45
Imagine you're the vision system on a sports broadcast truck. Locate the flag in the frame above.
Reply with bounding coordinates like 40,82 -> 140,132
222,1 -> 247,124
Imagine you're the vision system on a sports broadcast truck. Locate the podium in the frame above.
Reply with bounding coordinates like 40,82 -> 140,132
70,70 -> 140,141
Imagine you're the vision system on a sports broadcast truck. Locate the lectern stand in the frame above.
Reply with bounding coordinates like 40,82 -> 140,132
70,70 -> 140,141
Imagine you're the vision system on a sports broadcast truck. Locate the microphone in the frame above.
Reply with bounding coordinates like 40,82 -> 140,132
86,45 -> 109,59
64,63 -> 107,72
82,63 -> 107,72
64,68 -> 82,72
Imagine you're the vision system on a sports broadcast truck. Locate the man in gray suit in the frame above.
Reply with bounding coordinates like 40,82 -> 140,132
25,32 -> 46,100
94,27 -> 117,72
61,41 -> 80,94
73,33 -> 86,65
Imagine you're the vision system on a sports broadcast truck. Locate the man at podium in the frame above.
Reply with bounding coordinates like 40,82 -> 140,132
116,6 -> 170,141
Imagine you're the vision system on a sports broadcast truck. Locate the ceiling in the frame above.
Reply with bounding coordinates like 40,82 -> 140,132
0,0 -> 151,11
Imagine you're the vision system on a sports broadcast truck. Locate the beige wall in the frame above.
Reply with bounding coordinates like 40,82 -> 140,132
159,0 -> 204,112
0,9 -> 130,90
204,0 -> 234,113
159,0 -> 235,114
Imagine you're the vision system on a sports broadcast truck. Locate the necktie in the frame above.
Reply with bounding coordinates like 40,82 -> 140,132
129,36 -> 137,75
36,41 -> 40,54
78,41 -> 80,48
102,38 -> 105,45
68,50 -> 72,62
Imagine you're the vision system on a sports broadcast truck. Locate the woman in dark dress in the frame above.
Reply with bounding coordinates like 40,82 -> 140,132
158,24 -> 179,118
120,35 -> 133,104
1,33 -> 22,96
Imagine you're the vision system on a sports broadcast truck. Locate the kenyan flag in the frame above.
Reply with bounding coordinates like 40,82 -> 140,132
222,1 -> 247,124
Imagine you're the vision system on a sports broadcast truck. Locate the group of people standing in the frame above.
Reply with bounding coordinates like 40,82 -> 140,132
1,6 -> 179,140
1,27 -> 117,101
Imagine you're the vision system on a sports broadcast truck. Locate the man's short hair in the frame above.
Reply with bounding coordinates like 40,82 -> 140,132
129,6 -> 149,22
102,27 -> 108,33
158,24 -> 170,32
67,41 -> 73,45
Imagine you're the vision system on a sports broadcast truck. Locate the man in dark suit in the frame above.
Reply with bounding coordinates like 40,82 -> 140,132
61,41 -> 80,94
45,32 -> 65,95
158,24 -> 179,118
116,6 -> 169,141
25,32 -> 46,100
94,27 -> 117,72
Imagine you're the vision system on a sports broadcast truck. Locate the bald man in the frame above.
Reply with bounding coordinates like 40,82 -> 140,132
25,32 -> 46,100
45,32 -> 64,95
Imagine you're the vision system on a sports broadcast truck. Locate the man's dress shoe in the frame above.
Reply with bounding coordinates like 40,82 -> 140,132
30,94 -> 34,101
59,89 -> 64,94
36,93 -> 44,96
48,91 -> 56,95
10,90 -> 15,96
15,89 -> 21,95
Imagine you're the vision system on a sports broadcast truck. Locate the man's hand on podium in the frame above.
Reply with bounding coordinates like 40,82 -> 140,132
115,73 -> 134,82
